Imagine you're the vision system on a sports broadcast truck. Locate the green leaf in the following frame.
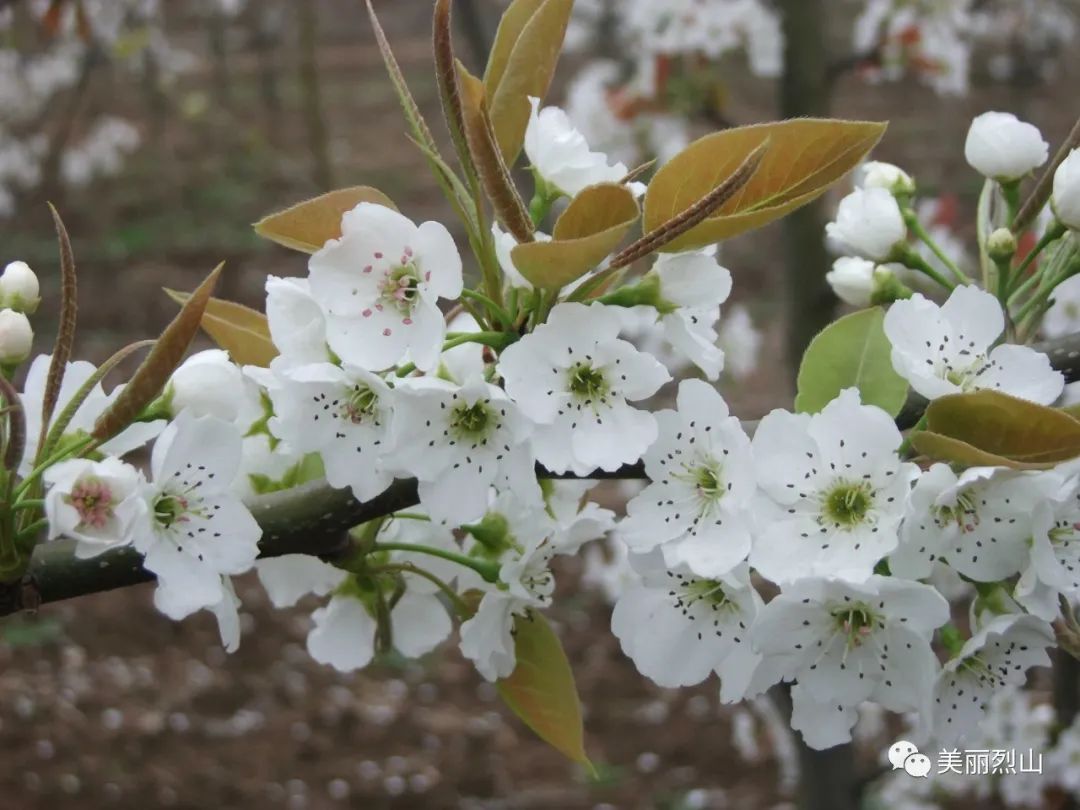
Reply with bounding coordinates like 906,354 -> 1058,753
486,0 -> 573,165
913,390 -> 1080,469
510,183 -> 639,289
795,307 -> 908,416
254,186 -> 397,253
496,611 -> 593,771
165,289 -> 278,368
644,118 -> 887,251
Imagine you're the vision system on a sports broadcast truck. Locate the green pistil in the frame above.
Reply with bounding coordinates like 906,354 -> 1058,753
684,578 -> 730,608
567,362 -> 607,400
822,481 -> 873,528
345,384 -> 379,423
694,465 -> 723,498
450,401 -> 491,439
153,493 -> 188,529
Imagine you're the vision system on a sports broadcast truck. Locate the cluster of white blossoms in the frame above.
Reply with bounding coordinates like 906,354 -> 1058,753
19,81 -> 1080,758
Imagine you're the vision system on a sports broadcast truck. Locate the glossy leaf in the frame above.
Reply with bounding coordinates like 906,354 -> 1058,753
497,610 -> 592,770
254,186 -> 397,253
644,118 -> 887,251
165,289 -> 278,367
94,264 -> 222,442
795,308 -> 908,416
510,183 -> 639,289
486,0 -> 573,165
913,390 -> 1080,469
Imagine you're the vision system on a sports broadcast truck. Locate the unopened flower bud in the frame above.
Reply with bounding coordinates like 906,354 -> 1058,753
986,227 -> 1017,262
827,258 -> 911,307
859,161 -> 915,195
825,188 -> 907,262
1052,148 -> 1080,230
0,308 -> 33,363
964,112 -> 1048,182
0,261 -> 40,314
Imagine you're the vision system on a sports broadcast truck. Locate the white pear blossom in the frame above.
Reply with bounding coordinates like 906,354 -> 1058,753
207,577 -> 242,653
497,302 -> 670,476
0,308 -> 31,362
0,260 -> 39,313
1053,147 -> 1080,230
44,456 -> 147,558
543,480 -> 616,554
751,576 -> 948,748
307,202 -> 463,372
826,256 -> 876,306
750,388 -> 916,584
612,554 -> 762,702
825,257 -> 905,307
439,311 -> 486,384
390,376 -> 538,525
524,97 -> 644,198
890,464 -> 1057,583
134,412 -> 261,620
264,275 -> 328,368
648,250 -> 732,380
256,554 -> 346,609
1016,471 -> 1080,619
18,355 -> 164,476
266,362 -> 394,502
964,111 -> 1049,181
167,349 -> 260,423
858,161 -> 915,194
884,285 -> 1064,404
258,553 -> 452,673
825,187 -> 907,261
932,614 -> 1054,744
621,379 -> 755,577
459,534 -> 556,681
787,684 -> 864,751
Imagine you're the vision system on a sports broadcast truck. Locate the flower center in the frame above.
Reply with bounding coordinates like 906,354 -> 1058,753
342,383 -> 379,424
830,604 -> 878,649
821,481 -> 873,528
1050,519 -> 1080,545
68,477 -> 114,529
567,362 -> 607,401
153,493 -> 190,529
934,490 -> 979,533
378,261 -> 422,315
694,464 -> 723,498
450,401 -> 492,440
683,578 -> 731,608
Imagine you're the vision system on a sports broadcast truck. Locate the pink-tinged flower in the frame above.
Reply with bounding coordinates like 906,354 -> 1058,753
307,203 -> 463,372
